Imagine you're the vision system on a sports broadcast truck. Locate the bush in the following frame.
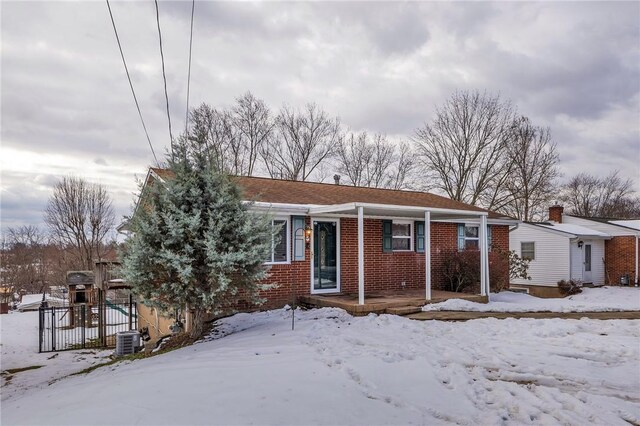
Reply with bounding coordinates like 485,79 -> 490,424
489,252 -> 510,293
442,250 -> 481,293
557,279 -> 583,296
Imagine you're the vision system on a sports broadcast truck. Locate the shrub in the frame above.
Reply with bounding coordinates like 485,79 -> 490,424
489,252 -> 510,292
557,279 -> 583,296
442,250 -> 481,293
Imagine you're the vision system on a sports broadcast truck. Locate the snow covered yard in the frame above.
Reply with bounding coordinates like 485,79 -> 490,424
423,287 -> 640,313
2,308 -> 639,426
1,311 -> 113,401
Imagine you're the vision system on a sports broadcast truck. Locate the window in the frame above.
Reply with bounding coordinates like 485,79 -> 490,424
392,221 -> 413,251
292,216 -> 305,261
521,242 -> 535,260
267,218 -> 289,264
457,224 -> 492,251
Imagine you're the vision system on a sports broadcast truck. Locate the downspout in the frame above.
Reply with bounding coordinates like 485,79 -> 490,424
568,239 -> 572,282
635,235 -> 640,287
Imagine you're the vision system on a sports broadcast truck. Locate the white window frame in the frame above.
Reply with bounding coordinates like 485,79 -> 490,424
265,217 -> 291,265
392,220 -> 413,252
462,225 -> 480,250
521,241 -> 535,261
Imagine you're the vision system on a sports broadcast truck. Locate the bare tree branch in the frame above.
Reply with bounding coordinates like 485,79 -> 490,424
44,176 -> 115,270
261,103 -> 341,181
559,171 -> 640,218
494,117 -> 560,221
413,90 -> 515,207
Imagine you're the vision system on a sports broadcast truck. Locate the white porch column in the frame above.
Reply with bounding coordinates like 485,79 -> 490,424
485,218 -> 490,301
479,214 -> 488,297
358,206 -> 365,305
425,210 -> 431,301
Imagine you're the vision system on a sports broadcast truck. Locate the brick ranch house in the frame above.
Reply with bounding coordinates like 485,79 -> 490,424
130,168 -> 517,312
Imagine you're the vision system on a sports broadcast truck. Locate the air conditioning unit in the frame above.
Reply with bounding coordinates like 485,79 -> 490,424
115,331 -> 141,356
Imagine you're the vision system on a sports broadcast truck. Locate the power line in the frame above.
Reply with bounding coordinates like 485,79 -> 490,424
105,0 -> 158,165
154,0 -> 174,157
184,0 -> 195,138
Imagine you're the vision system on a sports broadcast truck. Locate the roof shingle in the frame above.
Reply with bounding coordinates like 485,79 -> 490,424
150,168 -> 507,219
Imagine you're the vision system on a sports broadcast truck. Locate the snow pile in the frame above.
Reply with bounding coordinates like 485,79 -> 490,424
2,307 -> 639,425
0,311 -> 112,401
423,287 -> 640,312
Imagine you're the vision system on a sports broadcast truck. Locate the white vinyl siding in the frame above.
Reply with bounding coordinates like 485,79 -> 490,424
509,223 -> 570,287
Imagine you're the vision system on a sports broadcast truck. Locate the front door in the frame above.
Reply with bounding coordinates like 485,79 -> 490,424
583,243 -> 592,283
311,219 -> 339,293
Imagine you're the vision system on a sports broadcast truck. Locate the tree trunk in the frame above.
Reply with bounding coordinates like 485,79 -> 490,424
189,308 -> 207,339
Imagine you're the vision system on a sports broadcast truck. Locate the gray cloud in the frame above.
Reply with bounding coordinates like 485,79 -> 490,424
2,1 -> 639,231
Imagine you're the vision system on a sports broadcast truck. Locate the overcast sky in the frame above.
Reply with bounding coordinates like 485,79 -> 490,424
2,1 -> 639,232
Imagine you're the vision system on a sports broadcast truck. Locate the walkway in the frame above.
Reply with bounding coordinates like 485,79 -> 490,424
407,311 -> 640,321
299,289 -> 487,316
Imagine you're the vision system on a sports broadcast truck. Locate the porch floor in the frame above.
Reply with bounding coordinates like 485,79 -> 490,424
298,289 -> 487,316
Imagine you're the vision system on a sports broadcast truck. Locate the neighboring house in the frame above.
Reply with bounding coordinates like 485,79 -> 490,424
560,211 -> 640,287
509,205 -> 640,297
128,168 -> 516,309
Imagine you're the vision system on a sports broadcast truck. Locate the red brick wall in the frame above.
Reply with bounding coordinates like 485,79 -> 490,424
258,217 -> 510,308
258,217 -> 312,308
604,236 -> 638,285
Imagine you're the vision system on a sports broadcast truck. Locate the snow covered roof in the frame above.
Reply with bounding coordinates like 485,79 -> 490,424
17,294 -> 68,311
537,222 -> 610,238
609,220 -> 640,232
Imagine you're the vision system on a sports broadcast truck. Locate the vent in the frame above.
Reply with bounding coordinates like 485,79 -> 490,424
115,331 -> 141,356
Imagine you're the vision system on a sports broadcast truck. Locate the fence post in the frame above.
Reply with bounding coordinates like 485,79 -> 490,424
81,305 -> 86,349
128,293 -> 133,330
97,291 -> 103,347
51,308 -> 56,351
38,307 -> 44,353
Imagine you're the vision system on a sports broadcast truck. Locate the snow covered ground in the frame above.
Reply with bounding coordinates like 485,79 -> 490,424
2,307 -> 639,425
1,311 -> 112,401
423,287 -> 640,313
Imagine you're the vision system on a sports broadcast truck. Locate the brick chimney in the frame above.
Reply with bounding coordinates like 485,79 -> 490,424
548,205 -> 564,223
333,174 -> 341,185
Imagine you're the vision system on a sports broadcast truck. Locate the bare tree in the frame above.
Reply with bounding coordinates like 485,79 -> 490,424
336,132 -> 417,190
559,171 -> 640,218
261,103 -> 341,181
336,132 -> 372,187
186,96 -> 274,176
186,104 -> 243,174
413,90 -> 515,207
1,226 -> 49,293
496,117 -> 560,221
232,92 -> 275,176
44,176 -> 115,270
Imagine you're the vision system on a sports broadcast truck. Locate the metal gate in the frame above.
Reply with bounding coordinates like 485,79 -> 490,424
39,300 -> 137,352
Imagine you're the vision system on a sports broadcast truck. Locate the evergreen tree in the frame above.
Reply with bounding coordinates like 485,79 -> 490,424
120,141 -> 274,338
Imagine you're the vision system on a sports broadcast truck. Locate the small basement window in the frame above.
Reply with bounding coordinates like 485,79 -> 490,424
392,221 -> 413,251
521,242 -> 535,260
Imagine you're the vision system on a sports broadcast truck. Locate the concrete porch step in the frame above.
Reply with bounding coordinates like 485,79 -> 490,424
385,306 -> 423,316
